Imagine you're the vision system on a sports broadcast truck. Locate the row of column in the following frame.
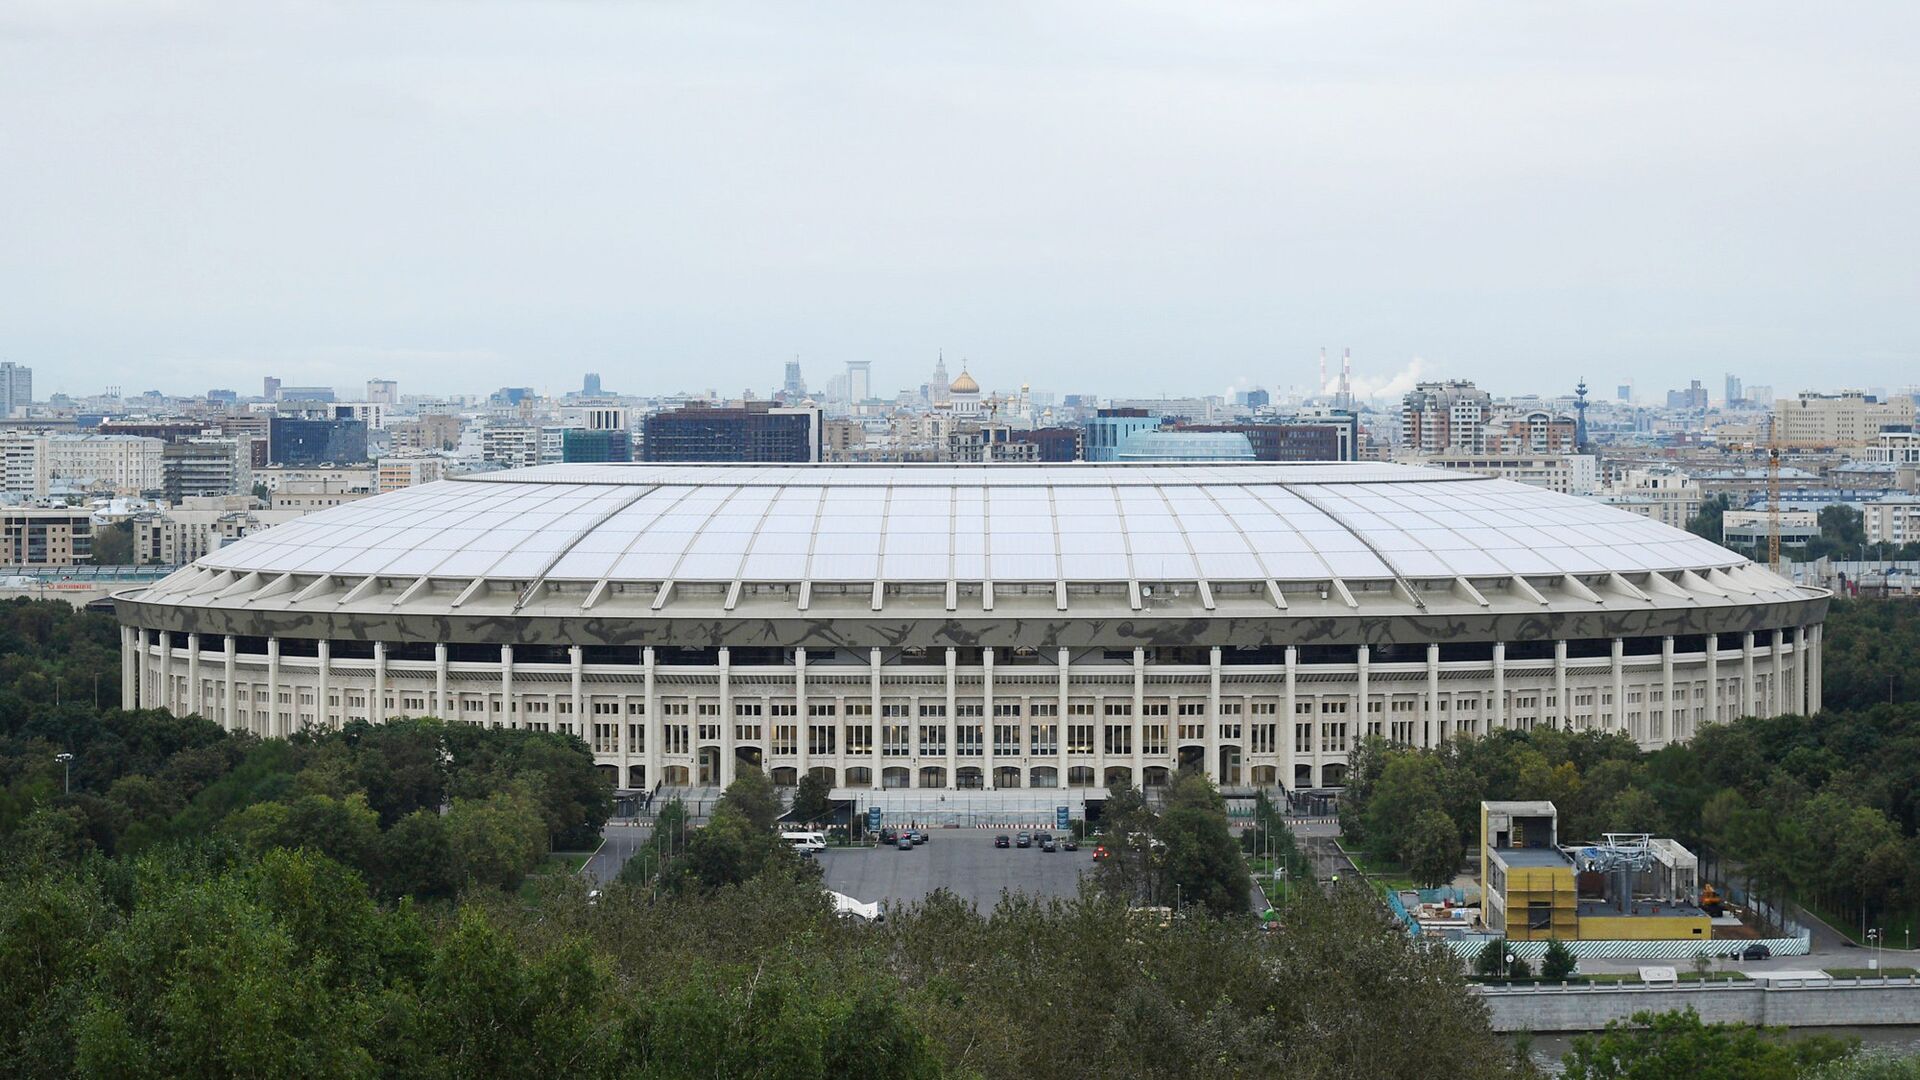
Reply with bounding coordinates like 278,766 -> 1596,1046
123,626 -> 1822,788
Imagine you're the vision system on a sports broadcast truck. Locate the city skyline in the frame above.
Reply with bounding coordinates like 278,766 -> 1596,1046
3,2 -> 1915,397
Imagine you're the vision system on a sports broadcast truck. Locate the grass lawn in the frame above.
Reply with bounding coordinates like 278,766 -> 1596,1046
1824,967 -> 1920,979
1803,901 -> 1920,951
1344,849 -> 1419,892
545,851 -> 593,874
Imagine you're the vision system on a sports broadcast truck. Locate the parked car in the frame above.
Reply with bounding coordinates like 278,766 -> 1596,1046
1015,833 -> 1032,848
896,835 -> 915,850
1062,837 -> 1079,852
1742,944 -> 1773,961
994,834 -> 1010,848
909,830 -> 926,845
1040,838 -> 1057,852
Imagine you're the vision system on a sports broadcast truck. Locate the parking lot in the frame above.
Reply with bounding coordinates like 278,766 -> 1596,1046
819,830 -> 1093,910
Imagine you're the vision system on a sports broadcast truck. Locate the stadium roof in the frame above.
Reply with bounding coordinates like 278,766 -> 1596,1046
123,463 -> 1823,634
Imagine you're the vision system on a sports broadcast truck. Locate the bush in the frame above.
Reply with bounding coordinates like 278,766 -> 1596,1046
1542,939 -> 1577,981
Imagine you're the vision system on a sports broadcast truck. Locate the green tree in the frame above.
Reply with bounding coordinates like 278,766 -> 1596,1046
444,789 -> 548,890
89,520 -> 134,566
789,772 -> 833,826
1686,493 -> 1733,544
1404,807 -> 1461,889
1156,772 -> 1248,916
718,765 -> 780,832
1563,1008 -> 1854,1080
1541,939 -> 1577,981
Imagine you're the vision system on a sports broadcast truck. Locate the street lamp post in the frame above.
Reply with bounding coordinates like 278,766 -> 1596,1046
54,752 -> 72,795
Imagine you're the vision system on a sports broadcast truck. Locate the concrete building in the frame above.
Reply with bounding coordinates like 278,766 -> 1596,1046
162,438 -> 245,500
1398,454 -> 1598,496
116,463 -> 1826,798
2,506 -> 91,565
44,434 -> 165,495
1775,391 -> 1914,449
133,502 -> 304,565
1609,467 -> 1703,530
1083,409 -> 1161,462
1864,497 -> 1920,547
1401,381 -> 1493,454
270,479 -> 374,512
1723,510 -> 1819,548
365,379 -> 398,406
376,455 -> 447,492
268,417 -> 368,466
0,362 -> 30,417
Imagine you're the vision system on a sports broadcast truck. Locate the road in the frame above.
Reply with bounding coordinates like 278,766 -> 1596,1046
819,830 -> 1090,909
582,823 -> 653,886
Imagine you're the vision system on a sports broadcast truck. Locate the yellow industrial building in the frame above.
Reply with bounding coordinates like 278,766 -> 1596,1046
1479,800 -> 1711,942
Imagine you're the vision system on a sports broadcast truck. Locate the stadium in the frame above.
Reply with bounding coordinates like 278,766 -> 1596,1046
115,462 -> 1828,803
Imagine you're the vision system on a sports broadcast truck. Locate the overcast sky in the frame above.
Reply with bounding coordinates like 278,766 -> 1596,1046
2,1 -> 1915,402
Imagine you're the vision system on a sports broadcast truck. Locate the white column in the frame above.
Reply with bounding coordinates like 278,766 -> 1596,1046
1741,632 -> 1756,718
1705,635 -> 1719,729
1553,639 -> 1568,731
499,644 -> 514,729
643,647 -> 659,789
1206,646 -> 1222,784
1770,631 -> 1786,718
120,626 -> 137,710
1610,638 -> 1625,733
1659,636 -> 1675,745
1356,645 -> 1370,745
1795,626 -> 1810,715
795,647 -> 809,783
1426,643 -> 1441,745
1057,647 -> 1070,785
158,631 -> 175,714
870,648 -> 884,791
1809,624 -> 1823,714
434,642 -> 449,720
372,640 -> 388,723
1283,645 -> 1298,789
719,647 -> 735,787
266,637 -> 282,737
187,634 -> 202,716
1132,647 -> 1145,789
981,647 -> 994,789
569,645 -> 584,739
944,648 -> 957,789
223,638 -> 236,731
316,639 -> 332,729
1493,642 -> 1508,732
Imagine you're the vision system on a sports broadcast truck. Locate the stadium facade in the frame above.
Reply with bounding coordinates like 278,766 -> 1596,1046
114,463 -> 1828,794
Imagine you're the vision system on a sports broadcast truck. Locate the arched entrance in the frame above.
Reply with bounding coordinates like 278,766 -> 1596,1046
956,766 -> 984,789
1177,745 -> 1205,772
596,764 -> 618,787
664,764 -> 691,786
806,766 -> 836,786
994,766 -> 1022,788
882,766 -> 910,789
770,766 -> 798,787
1030,765 -> 1059,788
1321,762 -> 1349,787
1143,765 -> 1171,788
627,764 -> 647,788
846,766 -> 873,787
696,747 -> 722,785
1251,765 -> 1278,785
919,765 -> 948,789
1293,763 -> 1315,789
1103,766 -> 1133,788
1218,745 -> 1241,785
1067,766 -> 1095,788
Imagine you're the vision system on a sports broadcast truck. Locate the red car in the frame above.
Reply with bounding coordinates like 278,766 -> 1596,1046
1091,845 -> 1110,861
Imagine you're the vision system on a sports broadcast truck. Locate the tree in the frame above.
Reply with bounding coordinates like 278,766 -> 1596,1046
1156,773 -> 1248,916
789,772 -> 833,826
89,521 -> 134,566
1563,1008 -> 1854,1080
444,789 -> 547,890
1362,753 -> 1446,865
1404,807 -> 1461,889
1685,493 -> 1733,545
1541,939 -> 1577,981
718,765 -> 779,832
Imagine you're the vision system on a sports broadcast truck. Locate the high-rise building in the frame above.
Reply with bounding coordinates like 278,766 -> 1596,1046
642,402 -> 822,462
45,434 -> 165,495
1724,374 -> 1744,407
366,378 -> 398,405
263,376 -> 281,401
162,439 -> 244,501
845,361 -> 871,405
782,360 -> 806,400
277,386 -> 336,403
1400,381 -> 1494,453
268,417 -> 369,466
0,362 -> 31,417
583,373 -> 603,397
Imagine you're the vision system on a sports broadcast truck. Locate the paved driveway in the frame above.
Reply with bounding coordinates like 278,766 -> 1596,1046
820,830 -> 1091,910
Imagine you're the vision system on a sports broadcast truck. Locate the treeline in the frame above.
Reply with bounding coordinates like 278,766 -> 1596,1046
1341,599 -> 1920,930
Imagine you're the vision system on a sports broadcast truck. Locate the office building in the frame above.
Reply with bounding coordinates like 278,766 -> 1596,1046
0,362 -> 31,417
1774,391 -> 1915,449
1083,409 -> 1162,462
2,507 -> 91,566
267,417 -> 369,467
562,428 -> 633,463
642,403 -> 822,463
365,379 -> 398,406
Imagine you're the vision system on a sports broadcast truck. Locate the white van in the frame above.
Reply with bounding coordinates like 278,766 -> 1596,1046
782,830 -> 828,854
